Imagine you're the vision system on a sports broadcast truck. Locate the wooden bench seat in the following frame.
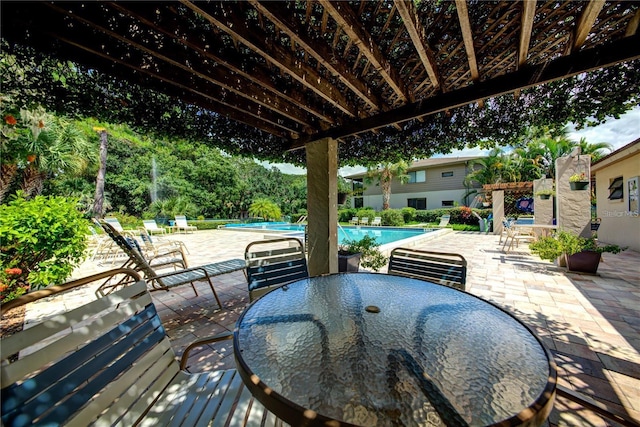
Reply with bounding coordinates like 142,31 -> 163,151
1,269 -> 285,427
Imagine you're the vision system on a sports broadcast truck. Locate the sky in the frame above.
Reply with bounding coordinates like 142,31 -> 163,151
263,105 -> 640,176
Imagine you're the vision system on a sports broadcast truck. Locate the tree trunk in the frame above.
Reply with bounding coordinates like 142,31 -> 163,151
20,165 -> 45,198
92,130 -> 108,218
0,163 -> 18,203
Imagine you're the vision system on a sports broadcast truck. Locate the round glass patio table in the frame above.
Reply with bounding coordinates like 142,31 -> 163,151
234,273 -> 556,427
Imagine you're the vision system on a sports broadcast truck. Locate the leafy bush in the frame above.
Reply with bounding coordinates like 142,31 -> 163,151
338,235 -> 388,271
0,193 -> 89,302
338,208 -> 358,223
356,209 -> 376,220
104,211 -> 140,228
530,230 -> 624,261
401,207 -> 416,223
249,198 -> 282,220
381,209 -> 404,226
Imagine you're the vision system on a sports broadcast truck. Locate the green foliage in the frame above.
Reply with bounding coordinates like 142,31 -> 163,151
356,209 -> 376,219
401,207 -> 417,223
530,230 -> 625,262
569,172 -> 589,182
339,235 -> 388,272
249,198 -> 282,221
104,212 -> 140,229
0,193 -> 89,301
338,208 -> 358,223
381,209 -> 404,226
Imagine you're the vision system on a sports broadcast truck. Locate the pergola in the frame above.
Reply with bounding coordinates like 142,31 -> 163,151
3,1 -> 640,274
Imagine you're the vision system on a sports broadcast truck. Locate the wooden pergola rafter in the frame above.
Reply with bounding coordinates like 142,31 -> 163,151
4,1 -> 638,148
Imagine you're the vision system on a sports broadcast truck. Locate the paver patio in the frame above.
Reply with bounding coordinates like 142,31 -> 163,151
39,229 -> 640,426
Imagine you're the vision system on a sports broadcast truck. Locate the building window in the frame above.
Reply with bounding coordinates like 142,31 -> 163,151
408,170 -> 426,183
441,171 -> 454,177
407,198 -> 426,210
608,176 -> 623,200
352,179 -> 364,196
354,197 -> 364,208
442,200 -> 454,207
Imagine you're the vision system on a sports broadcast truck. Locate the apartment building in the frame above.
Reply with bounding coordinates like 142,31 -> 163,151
345,156 -> 483,211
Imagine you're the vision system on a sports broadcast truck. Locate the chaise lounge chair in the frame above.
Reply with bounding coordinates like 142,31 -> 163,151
97,221 -> 245,307
434,214 -> 451,228
173,215 -> 198,233
370,217 -> 382,226
143,219 -> 166,235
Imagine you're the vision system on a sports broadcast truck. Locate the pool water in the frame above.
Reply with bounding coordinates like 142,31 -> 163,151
224,222 -> 432,245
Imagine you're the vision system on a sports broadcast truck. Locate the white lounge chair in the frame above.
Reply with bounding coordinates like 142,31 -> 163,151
370,217 -> 382,226
349,216 -> 359,225
173,215 -> 197,233
359,217 -> 369,225
143,219 -> 166,235
435,214 -> 451,228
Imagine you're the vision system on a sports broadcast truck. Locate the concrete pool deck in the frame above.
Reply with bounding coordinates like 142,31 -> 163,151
34,229 -> 640,425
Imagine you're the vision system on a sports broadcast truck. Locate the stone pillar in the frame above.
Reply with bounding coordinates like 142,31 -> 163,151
492,190 -> 505,235
306,137 -> 338,276
533,178 -> 554,225
556,154 -> 591,237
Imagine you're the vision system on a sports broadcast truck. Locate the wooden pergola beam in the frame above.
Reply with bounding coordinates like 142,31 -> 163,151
249,0 -> 384,113
108,2 -> 335,127
181,0 -> 359,119
574,0 -> 606,50
292,33 -> 640,148
518,0 -> 537,67
320,0 -> 411,103
455,0 -> 480,82
394,0 -> 441,90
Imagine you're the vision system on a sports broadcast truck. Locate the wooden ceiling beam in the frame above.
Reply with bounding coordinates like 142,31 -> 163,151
574,0 -> 606,50
181,0 -> 359,119
291,33 -> 640,149
455,0 -> 480,82
626,7 -> 640,36
48,3 -> 314,132
320,0 -> 411,103
107,2 -> 335,127
249,0 -> 384,113
394,0 -> 441,90
518,0 -> 537,67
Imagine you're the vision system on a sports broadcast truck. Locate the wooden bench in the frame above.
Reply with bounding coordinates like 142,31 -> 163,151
388,247 -> 467,291
0,269 -> 286,427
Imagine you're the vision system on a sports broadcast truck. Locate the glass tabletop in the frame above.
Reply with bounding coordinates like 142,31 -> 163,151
234,273 -> 556,427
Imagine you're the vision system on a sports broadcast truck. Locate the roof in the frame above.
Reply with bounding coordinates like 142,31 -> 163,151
591,137 -> 640,171
2,1 -> 639,164
344,156 -> 482,179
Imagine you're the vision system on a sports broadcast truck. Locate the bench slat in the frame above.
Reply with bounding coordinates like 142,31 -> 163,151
68,340 -> 177,427
1,283 -> 149,358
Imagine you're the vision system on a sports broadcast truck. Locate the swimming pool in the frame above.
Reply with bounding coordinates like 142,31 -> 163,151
224,222 -> 434,245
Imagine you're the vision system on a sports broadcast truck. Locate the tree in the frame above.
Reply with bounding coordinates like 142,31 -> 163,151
249,199 -> 282,221
365,161 -> 410,210
92,127 -> 108,218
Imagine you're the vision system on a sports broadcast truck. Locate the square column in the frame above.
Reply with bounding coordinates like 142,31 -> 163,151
533,178 -> 554,225
306,137 -> 338,276
492,190 -> 505,235
556,155 -> 591,237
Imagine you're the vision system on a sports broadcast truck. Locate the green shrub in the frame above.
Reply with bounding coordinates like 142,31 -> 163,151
0,193 -> 89,302
104,212 -> 140,228
401,207 -> 416,223
338,208 -> 358,223
356,209 -> 376,220
339,235 -> 388,271
381,209 -> 404,226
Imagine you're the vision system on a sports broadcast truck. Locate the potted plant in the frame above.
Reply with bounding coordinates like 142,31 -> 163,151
534,189 -> 555,200
338,235 -> 388,272
569,173 -> 589,190
337,176 -> 352,205
530,230 -> 625,274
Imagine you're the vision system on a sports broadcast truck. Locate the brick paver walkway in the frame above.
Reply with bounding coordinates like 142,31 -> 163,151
48,229 -> 640,426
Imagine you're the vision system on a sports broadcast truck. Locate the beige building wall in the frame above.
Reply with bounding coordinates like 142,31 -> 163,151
591,141 -> 640,252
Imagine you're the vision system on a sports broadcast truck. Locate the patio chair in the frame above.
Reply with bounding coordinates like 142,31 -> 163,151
143,218 -> 166,235
502,223 -> 535,253
370,217 -> 382,226
0,269 -> 283,427
359,217 -> 369,225
388,247 -> 467,291
245,237 -> 308,301
387,248 -> 467,291
138,226 -> 190,258
434,214 -> 451,228
173,215 -> 198,233
97,221 -> 245,307
349,216 -> 359,225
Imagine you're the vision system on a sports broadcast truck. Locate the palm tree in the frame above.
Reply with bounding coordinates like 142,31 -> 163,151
249,198 -> 281,221
575,137 -> 613,162
464,148 -> 507,186
365,160 -> 410,210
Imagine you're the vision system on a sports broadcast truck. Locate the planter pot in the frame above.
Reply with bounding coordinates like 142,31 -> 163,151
337,192 -> 349,204
569,181 -> 589,190
565,250 -> 601,274
539,194 -> 551,200
482,202 -> 491,207
338,252 -> 361,272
